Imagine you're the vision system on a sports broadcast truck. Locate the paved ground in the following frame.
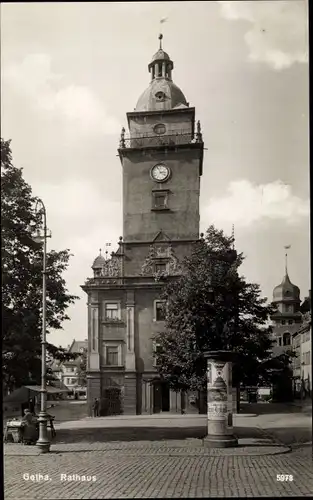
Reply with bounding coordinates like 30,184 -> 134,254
4,404 -> 313,499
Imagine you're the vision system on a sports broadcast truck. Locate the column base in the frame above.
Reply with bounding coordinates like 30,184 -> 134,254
36,413 -> 51,453
203,434 -> 238,448
36,440 -> 51,453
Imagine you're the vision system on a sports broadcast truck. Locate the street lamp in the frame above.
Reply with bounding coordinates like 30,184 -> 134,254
31,198 -> 51,453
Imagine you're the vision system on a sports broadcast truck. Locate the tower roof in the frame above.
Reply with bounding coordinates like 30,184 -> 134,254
92,250 -> 106,269
135,34 -> 188,112
273,272 -> 300,302
273,245 -> 300,302
151,48 -> 171,62
136,79 -> 188,112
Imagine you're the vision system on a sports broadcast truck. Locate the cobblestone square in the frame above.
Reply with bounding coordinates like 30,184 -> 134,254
4,411 -> 313,499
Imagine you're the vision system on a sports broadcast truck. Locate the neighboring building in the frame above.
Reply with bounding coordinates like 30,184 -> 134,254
50,339 -> 88,397
82,35 -> 204,416
271,251 -> 311,398
292,306 -> 311,396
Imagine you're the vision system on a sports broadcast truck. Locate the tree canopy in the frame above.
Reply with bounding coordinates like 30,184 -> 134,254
1,138 -> 79,392
153,226 -> 290,393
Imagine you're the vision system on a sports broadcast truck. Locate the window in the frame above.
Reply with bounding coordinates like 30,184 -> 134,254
154,124 -> 166,135
294,356 -> 301,368
66,378 -> 70,385
155,301 -> 166,322
301,330 -> 311,343
283,332 -> 291,346
278,337 -> 282,346
153,192 -> 167,209
281,320 -> 286,325
303,351 -> 310,365
71,378 -> 77,385
288,320 -> 293,325
153,341 -> 162,367
106,346 -> 119,366
155,262 -> 167,274
104,303 -> 120,321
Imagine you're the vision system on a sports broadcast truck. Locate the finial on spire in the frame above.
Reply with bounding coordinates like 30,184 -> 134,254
231,224 -> 235,249
99,248 -> 102,256
284,245 -> 291,275
158,33 -> 163,49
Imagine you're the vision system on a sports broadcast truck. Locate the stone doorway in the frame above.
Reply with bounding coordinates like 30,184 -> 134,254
153,382 -> 170,413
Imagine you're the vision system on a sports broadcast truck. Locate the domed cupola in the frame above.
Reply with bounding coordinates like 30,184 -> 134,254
92,249 -> 105,275
135,34 -> 188,112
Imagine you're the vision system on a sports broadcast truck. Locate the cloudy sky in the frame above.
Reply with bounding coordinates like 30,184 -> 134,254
1,1 -> 309,347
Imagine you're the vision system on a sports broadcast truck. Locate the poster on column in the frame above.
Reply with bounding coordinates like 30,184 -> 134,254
207,361 -> 229,421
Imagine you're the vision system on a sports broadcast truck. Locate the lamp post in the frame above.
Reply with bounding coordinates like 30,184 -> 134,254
32,198 -> 51,453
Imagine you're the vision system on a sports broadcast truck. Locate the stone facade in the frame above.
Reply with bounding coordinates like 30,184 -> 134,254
82,38 -> 204,415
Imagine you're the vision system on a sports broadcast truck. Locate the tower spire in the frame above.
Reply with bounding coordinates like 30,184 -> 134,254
284,245 -> 291,275
159,33 -> 163,50
231,224 -> 235,250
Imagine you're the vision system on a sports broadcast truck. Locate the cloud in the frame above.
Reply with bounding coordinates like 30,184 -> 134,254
205,179 -> 309,228
219,1 -> 308,70
2,54 -> 120,134
30,177 -> 122,257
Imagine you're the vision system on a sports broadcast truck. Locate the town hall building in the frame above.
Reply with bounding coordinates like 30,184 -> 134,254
82,35 -> 204,415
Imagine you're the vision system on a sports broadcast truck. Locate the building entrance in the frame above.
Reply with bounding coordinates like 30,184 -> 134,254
153,382 -> 170,413
101,387 -> 122,416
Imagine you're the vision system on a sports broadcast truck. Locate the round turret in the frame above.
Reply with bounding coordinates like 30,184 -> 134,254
92,252 -> 105,269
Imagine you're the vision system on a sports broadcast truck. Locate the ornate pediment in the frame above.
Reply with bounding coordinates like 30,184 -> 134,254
95,255 -> 122,278
153,230 -> 171,242
141,243 -> 182,279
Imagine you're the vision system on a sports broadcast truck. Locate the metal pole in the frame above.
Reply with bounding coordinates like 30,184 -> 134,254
36,200 -> 50,453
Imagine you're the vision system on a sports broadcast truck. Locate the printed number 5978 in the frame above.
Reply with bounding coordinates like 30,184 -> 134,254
277,475 -> 293,481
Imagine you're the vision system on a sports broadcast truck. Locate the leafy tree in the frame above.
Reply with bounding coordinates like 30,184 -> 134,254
1,138 -> 79,392
153,225 -> 289,396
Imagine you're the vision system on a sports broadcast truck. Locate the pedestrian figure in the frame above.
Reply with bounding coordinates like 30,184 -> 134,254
92,398 -> 100,417
21,409 -> 38,445
46,412 -> 56,438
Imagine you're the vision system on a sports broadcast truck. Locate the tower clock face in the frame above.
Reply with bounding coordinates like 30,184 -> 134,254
151,164 -> 170,182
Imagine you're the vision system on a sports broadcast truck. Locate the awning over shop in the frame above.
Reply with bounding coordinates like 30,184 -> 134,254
24,385 -> 68,393
4,385 -> 68,403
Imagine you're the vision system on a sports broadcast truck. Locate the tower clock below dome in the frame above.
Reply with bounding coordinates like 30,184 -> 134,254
83,34 -> 204,417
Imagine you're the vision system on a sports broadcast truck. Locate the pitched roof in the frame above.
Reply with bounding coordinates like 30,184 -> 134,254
68,339 -> 88,353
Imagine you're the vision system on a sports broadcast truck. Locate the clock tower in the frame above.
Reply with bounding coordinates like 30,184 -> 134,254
82,35 -> 204,415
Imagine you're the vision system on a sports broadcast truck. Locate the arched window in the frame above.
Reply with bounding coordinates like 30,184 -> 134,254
283,332 -> 291,346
